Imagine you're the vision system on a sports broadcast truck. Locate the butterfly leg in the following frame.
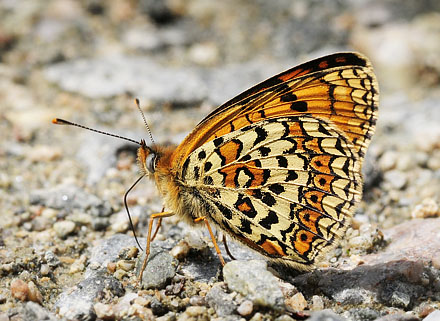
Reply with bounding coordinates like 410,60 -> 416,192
194,216 -> 226,266
138,211 -> 174,283
150,207 -> 165,242
222,234 -> 236,261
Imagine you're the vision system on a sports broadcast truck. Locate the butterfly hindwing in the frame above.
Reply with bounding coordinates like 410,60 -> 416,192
179,116 -> 361,269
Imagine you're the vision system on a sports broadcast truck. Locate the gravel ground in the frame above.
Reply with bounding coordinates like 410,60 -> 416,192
1,1 -> 440,321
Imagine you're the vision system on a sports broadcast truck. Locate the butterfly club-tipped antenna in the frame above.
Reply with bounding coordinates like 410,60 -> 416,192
135,98 -> 155,145
52,117 -> 146,251
52,118 -> 142,146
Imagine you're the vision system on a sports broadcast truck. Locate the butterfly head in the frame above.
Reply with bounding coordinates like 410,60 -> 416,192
137,139 -> 157,175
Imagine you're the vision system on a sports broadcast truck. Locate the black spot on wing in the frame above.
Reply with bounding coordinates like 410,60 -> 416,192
262,192 -> 276,207
198,150 -> 206,160
280,92 -> 298,102
258,146 -> 271,157
238,218 -> 252,234
254,126 -> 268,147
290,101 -> 308,112
268,183 -> 285,195
204,161 -> 212,172
276,155 -> 288,168
213,137 -> 224,147
259,210 -> 279,229
286,170 -> 299,182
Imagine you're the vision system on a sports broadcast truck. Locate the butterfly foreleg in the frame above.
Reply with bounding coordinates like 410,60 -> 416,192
194,216 -> 226,266
138,211 -> 174,283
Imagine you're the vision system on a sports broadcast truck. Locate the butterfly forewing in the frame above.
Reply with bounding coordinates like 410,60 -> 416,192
178,116 -> 361,269
171,52 -> 378,169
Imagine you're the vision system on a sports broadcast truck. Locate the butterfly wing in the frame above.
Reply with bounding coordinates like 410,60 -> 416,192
179,116 -> 361,268
171,52 -> 378,168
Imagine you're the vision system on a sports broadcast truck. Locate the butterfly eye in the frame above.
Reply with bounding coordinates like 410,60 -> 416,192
145,153 -> 157,173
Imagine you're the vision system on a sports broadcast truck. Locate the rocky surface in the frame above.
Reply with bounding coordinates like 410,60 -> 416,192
1,1 -> 440,321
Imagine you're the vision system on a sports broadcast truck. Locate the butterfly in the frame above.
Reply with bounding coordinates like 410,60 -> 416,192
54,52 -> 378,282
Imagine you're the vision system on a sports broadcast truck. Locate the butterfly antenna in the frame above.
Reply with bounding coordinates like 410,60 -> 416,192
135,98 -> 155,145
124,175 -> 145,251
52,118 -> 141,146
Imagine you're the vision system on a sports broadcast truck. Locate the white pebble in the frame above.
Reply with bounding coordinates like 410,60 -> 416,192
53,220 -> 76,238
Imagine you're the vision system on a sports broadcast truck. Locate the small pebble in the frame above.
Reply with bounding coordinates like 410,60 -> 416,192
250,312 -> 265,321
69,255 -> 87,274
94,302 -> 115,320
189,295 -> 205,306
285,292 -> 307,312
417,302 -> 436,318
411,198 -> 439,218
432,255 -> 440,270
27,281 -> 43,303
311,295 -> 325,310
134,296 -> 151,307
11,279 -> 29,301
40,264 -> 51,276
183,306 -> 207,317
114,269 -> 127,280
237,300 -> 253,316
170,240 -> 190,260
379,150 -> 398,171
53,220 -> 76,238
41,208 -> 58,219
119,247 -> 139,260
107,262 -> 117,274
116,260 -> 135,272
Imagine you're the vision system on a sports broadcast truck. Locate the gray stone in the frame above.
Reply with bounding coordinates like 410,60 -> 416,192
55,274 -> 124,321
91,216 -> 110,231
137,246 -> 178,289
223,260 -> 284,309
346,308 -> 383,321
44,251 -> 61,267
205,284 -> 237,317
44,55 -> 286,107
384,170 -> 407,190
379,282 -> 415,309
375,313 -> 419,321
87,234 -> 140,278
291,261 -> 429,310
30,183 -> 112,216
333,288 -> 376,305
23,302 -> 58,321
308,310 -> 347,321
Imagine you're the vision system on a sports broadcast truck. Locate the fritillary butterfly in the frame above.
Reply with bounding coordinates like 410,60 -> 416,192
54,52 -> 379,282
